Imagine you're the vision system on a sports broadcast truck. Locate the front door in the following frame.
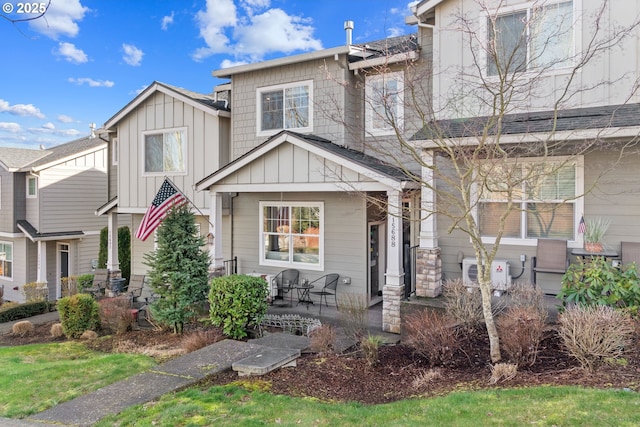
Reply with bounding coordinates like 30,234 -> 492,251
368,221 -> 386,306
58,243 -> 69,300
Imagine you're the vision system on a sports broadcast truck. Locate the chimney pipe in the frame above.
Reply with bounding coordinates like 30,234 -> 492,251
344,20 -> 354,46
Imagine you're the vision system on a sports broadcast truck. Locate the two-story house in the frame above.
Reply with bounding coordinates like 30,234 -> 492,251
97,81 -> 231,281
408,0 -> 640,295
195,29 -> 428,333
0,135 -> 107,302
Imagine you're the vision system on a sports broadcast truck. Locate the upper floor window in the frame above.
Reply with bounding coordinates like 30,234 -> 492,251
477,157 -> 583,245
26,175 -> 37,198
260,202 -> 323,270
0,242 -> 12,279
257,81 -> 313,136
487,1 -> 573,76
365,71 -> 404,136
142,128 -> 186,175
112,137 -> 119,166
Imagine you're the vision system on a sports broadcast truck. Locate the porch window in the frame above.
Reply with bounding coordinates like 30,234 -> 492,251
257,81 -> 313,136
260,202 -> 323,270
365,71 -> 404,136
0,242 -> 12,279
142,127 -> 186,174
26,176 -> 37,198
487,1 -> 573,76
477,157 -> 582,243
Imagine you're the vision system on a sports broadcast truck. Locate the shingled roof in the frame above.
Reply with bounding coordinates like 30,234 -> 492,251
411,103 -> 640,140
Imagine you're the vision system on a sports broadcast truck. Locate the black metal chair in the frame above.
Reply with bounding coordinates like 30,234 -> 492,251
271,269 -> 299,306
308,273 -> 339,314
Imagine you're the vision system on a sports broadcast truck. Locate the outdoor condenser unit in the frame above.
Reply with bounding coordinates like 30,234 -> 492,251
462,258 -> 512,291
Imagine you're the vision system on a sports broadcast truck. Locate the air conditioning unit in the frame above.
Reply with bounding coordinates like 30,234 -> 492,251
462,258 -> 511,291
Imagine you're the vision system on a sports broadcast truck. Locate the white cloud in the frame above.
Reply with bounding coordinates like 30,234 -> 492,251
0,122 -> 22,133
122,44 -> 144,66
29,126 -> 82,137
387,27 -> 404,38
0,99 -> 45,118
28,0 -> 89,39
56,42 -> 88,64
161,11 -> 174,30
42,122 -> 56,130
133,84 -> 150,95
68,77 -> 115,88
220,59 -> 249,68
192,0 -> 321,63
57,114 -> 75,123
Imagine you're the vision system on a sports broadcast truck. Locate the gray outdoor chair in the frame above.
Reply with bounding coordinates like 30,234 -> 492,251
85,269 -> 108,298
621,241 -> 640,267
531,239 -> 568,285
271,269 -> 299,306
309,273 -> 340,314
127,275 -> 146,307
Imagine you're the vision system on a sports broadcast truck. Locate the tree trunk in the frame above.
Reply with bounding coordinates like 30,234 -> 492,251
479,281 -> 501,363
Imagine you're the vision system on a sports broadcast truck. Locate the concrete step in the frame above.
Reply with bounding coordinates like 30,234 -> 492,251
232,347 -> 300,376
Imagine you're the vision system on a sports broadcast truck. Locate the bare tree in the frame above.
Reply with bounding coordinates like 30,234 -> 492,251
322,0 -> 640,362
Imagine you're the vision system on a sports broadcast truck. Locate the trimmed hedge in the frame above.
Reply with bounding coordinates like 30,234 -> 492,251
57,294 -> 100,339
0,301 -> 53,323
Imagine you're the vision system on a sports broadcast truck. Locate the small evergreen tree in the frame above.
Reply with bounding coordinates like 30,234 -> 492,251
144,205 -> 211,334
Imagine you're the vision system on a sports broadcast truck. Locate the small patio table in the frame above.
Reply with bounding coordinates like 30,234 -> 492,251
295,283 -> 314,308
571,248 -> 619,260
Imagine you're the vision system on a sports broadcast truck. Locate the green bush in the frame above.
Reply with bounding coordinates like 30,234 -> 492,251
0,301 -> 52,322
559,256 -> 640,314
77,274 -> 95,292
57,294 -> 100,339
209,275 -> 269,339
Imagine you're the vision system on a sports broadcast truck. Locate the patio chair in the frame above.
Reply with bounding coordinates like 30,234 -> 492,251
127,275 -> 146,307
271,269 -> 299,306
309,273 -> 339,314
621,241 -> 640,267
84,269 -> 108,298
531,239 -> 568,285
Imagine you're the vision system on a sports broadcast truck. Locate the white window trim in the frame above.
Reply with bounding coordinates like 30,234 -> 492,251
259,201 -> 324,271
141,127 -> 188,176
482,0 -> 581,78
256,80 -> 314,137
365,71 -> 405,137
112,137 -> 119,166
0,241 -> 13,279
26,175 -> 37,198
473,155 -> 584,248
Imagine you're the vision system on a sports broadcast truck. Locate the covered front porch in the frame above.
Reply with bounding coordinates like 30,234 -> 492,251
196,131 -> 420,333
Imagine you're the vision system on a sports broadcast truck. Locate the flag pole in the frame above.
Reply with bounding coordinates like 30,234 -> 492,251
164,176 -> 215,229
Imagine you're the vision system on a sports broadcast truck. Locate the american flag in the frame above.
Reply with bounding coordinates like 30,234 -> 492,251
578,215 -> 586,234
135,178 -> 187,241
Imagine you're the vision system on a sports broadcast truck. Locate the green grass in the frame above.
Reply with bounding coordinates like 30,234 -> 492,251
0,342 -> 155,418
95,384 -> 640,427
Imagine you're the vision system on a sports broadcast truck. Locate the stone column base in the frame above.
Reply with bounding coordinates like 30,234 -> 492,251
382,284 -> 405,334
415,247 -> 442,297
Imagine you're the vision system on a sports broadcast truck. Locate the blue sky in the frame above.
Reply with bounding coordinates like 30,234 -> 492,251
0,0 -> 416,149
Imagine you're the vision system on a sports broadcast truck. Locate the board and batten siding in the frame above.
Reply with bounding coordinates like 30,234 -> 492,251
0,170 -> 16,232
231,192 -> 368,301
117,91 -> 228,213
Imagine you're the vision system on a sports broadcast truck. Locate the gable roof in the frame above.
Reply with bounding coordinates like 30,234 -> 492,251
411,103 -> 640,141
104,81 -> 230,130
195,130 -> 417,192
0,134 -> 106,172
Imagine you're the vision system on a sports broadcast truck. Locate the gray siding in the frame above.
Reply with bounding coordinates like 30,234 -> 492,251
0,170 -> 16,232
230,192 -> 368,302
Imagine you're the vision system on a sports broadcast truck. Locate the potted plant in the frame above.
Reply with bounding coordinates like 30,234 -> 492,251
584,216 -> 611,253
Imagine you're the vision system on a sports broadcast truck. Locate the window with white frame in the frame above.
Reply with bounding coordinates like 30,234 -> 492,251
365,71 -> 404,136
257,81 -> 313,136
142,128 -> 186,174
260,202 -> 323,269
0,242 -> 12,279
26,175 -> 37,198
477,157 -> 582,243
112,137 -> 119,165
487,1 -> 573,76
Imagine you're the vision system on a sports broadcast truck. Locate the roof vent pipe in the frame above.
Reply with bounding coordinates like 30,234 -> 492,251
344,20 -> 354,45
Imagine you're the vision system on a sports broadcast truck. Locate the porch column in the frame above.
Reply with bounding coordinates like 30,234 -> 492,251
36,240 -> 47,285
208,191 -> 224,273
417,149 -> 442,297
106,211 -> 120,271
383,189 -> 404,334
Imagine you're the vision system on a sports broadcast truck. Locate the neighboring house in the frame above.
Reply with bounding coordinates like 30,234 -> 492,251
0,135 -> 108,302
97,81 -> 231,280
409,0 -> 640,295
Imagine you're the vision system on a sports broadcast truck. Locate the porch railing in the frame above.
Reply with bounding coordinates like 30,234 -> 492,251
223,256 -> 238,276
404,244 -> 418,300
